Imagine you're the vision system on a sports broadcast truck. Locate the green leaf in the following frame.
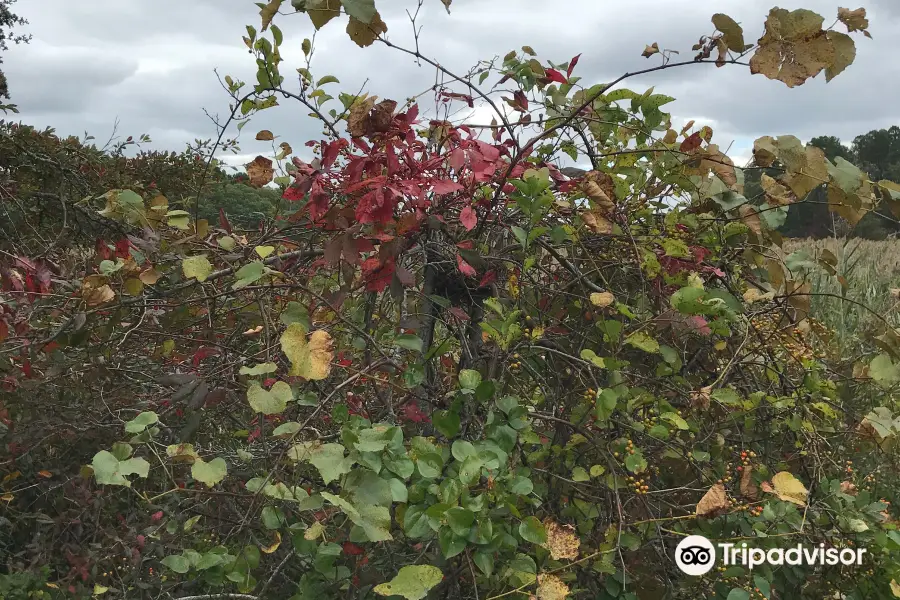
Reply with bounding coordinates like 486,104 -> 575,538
291,442 -> 354,484
870,354 -> 900,386
394,334 -> 423,352
753,575 -> 771,599
191,457 -> 227,487
439,527 -> 466,558
451,440 -> 478,462
727,589 -> 750,600
459,369 -> 482,390
373,565 -> 444,600
182,255 -> 213,282
624,449 -> 648,473
416,452 -> 443,478
625,331 -> 659,353
572,466 -> 590,482
316,75 -> 340,86
239,362 -> 278,376
161,555 -> 191,574
518,516 -> 547,544
166,210 -> 191,230
125,411 -> 158,433
280,301 -> 311,329
233,261 -> 265,290
474,551 -> 494,576
91,451 -> 150,487
446,506 -> 475,536
433,410 -> 460,438
510,476 -> 533,495
580,349 -> 606,368
661,412 -> 689,430
247,381 -> 293,414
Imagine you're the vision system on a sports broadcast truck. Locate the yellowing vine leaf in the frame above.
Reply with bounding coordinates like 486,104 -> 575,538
280,323 -> 334,380
346,10 -> 387,48
260,0 -> 283,30
536,574 -> 570,600
761,173 -> 795,206
191,457 -> 227,487
750,8 -> 835,88
696,482 -> 730,517
259,530 -> 282,554
303,0 -> 341,29
712,13 -> 747,53
770,471 -> 808,506
182,256 -> 212,282
374,565 -> 443,600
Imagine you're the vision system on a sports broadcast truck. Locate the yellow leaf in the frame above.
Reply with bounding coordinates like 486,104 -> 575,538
1,493 -> 13,502
890,579 -> 900,597
93,584 -> 109,596
45,583 -> 59,589
760,173 -> 796,206
182,255 -> 213,282
589,291 -> 615,308
770,471 -> 808,506
280,323 -> 334,380
255,245 -> 276,259
260,530 -> 282,554
696,483 -> 731,517
259,0 -> 283,31
743,288 -> 775,304
304,521 -> 326,540
536,573 -> 570,600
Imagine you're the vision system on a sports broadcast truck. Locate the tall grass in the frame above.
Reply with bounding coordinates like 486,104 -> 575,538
782,238 -> 900,356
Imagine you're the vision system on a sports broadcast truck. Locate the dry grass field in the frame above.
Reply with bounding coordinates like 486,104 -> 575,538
782,237 -> 900,354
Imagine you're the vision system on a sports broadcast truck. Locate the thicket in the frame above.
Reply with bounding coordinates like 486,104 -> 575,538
3,3 -> 900,600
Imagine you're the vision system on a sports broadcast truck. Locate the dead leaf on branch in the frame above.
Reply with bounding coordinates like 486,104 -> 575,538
260,0 -> 284,31
749,8 -> 835,88
542,518 -> 580,560
642,42 -> 660,58
256,130 -> 275,141
346,10 -> 387,48
696,483 -> 731,517
738,204 -> 762,235
347,97 -> 396,138
701,145 -> 737,189
582,210 -> 613,235
837,7 -> 869,34
690,386 -> 711,410
581,171 -> 616,213
769,471 -> 808,506
761,173 -> 796,206
740,466 -> 759,500
246,156 -> 274,188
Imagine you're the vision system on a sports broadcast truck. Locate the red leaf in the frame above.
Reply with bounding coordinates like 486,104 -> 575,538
432,179 -> 463,195
282,185 -> 306,201
460,206 -> 477,231
448,306 -> 470,322
545,68 -> 567,84
218,208 -> 232,233
361,258 -> 396,292
680,132 -> 703,153
151,511 -> 163,522
478,270 -> 497,288
566,53 -> 581,78
686,316 -> 712,336
343,542 -> 365,556
456,240 -> 474,250
456,254 -> 476,277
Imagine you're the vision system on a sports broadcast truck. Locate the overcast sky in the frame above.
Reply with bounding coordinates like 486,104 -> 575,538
4,0 -> 899,172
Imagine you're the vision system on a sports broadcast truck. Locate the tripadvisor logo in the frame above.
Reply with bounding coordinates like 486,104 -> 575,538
675,535 -> 867,576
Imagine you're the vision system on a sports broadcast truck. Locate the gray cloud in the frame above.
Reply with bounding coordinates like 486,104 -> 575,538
3,0 -> 897,165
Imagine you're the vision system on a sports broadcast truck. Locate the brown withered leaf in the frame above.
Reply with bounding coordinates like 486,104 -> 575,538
542,518 -> 580,560
369,100 -> 397,134
837,7 -> 868,33
702,145 -> 737,189
582,171 -> 616,213
696,483 -> 731,518
246,156 -> 274,188
753,135 -> 778,167
738,204 -> 762,235
740,466 -> 759,500
256,129 -> 275,141
761,173 -> 796,206
642,42 -> 660,58
347,95 -> 377,137
690,386 -> 711,410
840,480 -> 858,496
346,11 -> 387,48
84,284 -> 115,306
783,145 -> 829,198
749,8 -> 835,88
582,210 -> 613,235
